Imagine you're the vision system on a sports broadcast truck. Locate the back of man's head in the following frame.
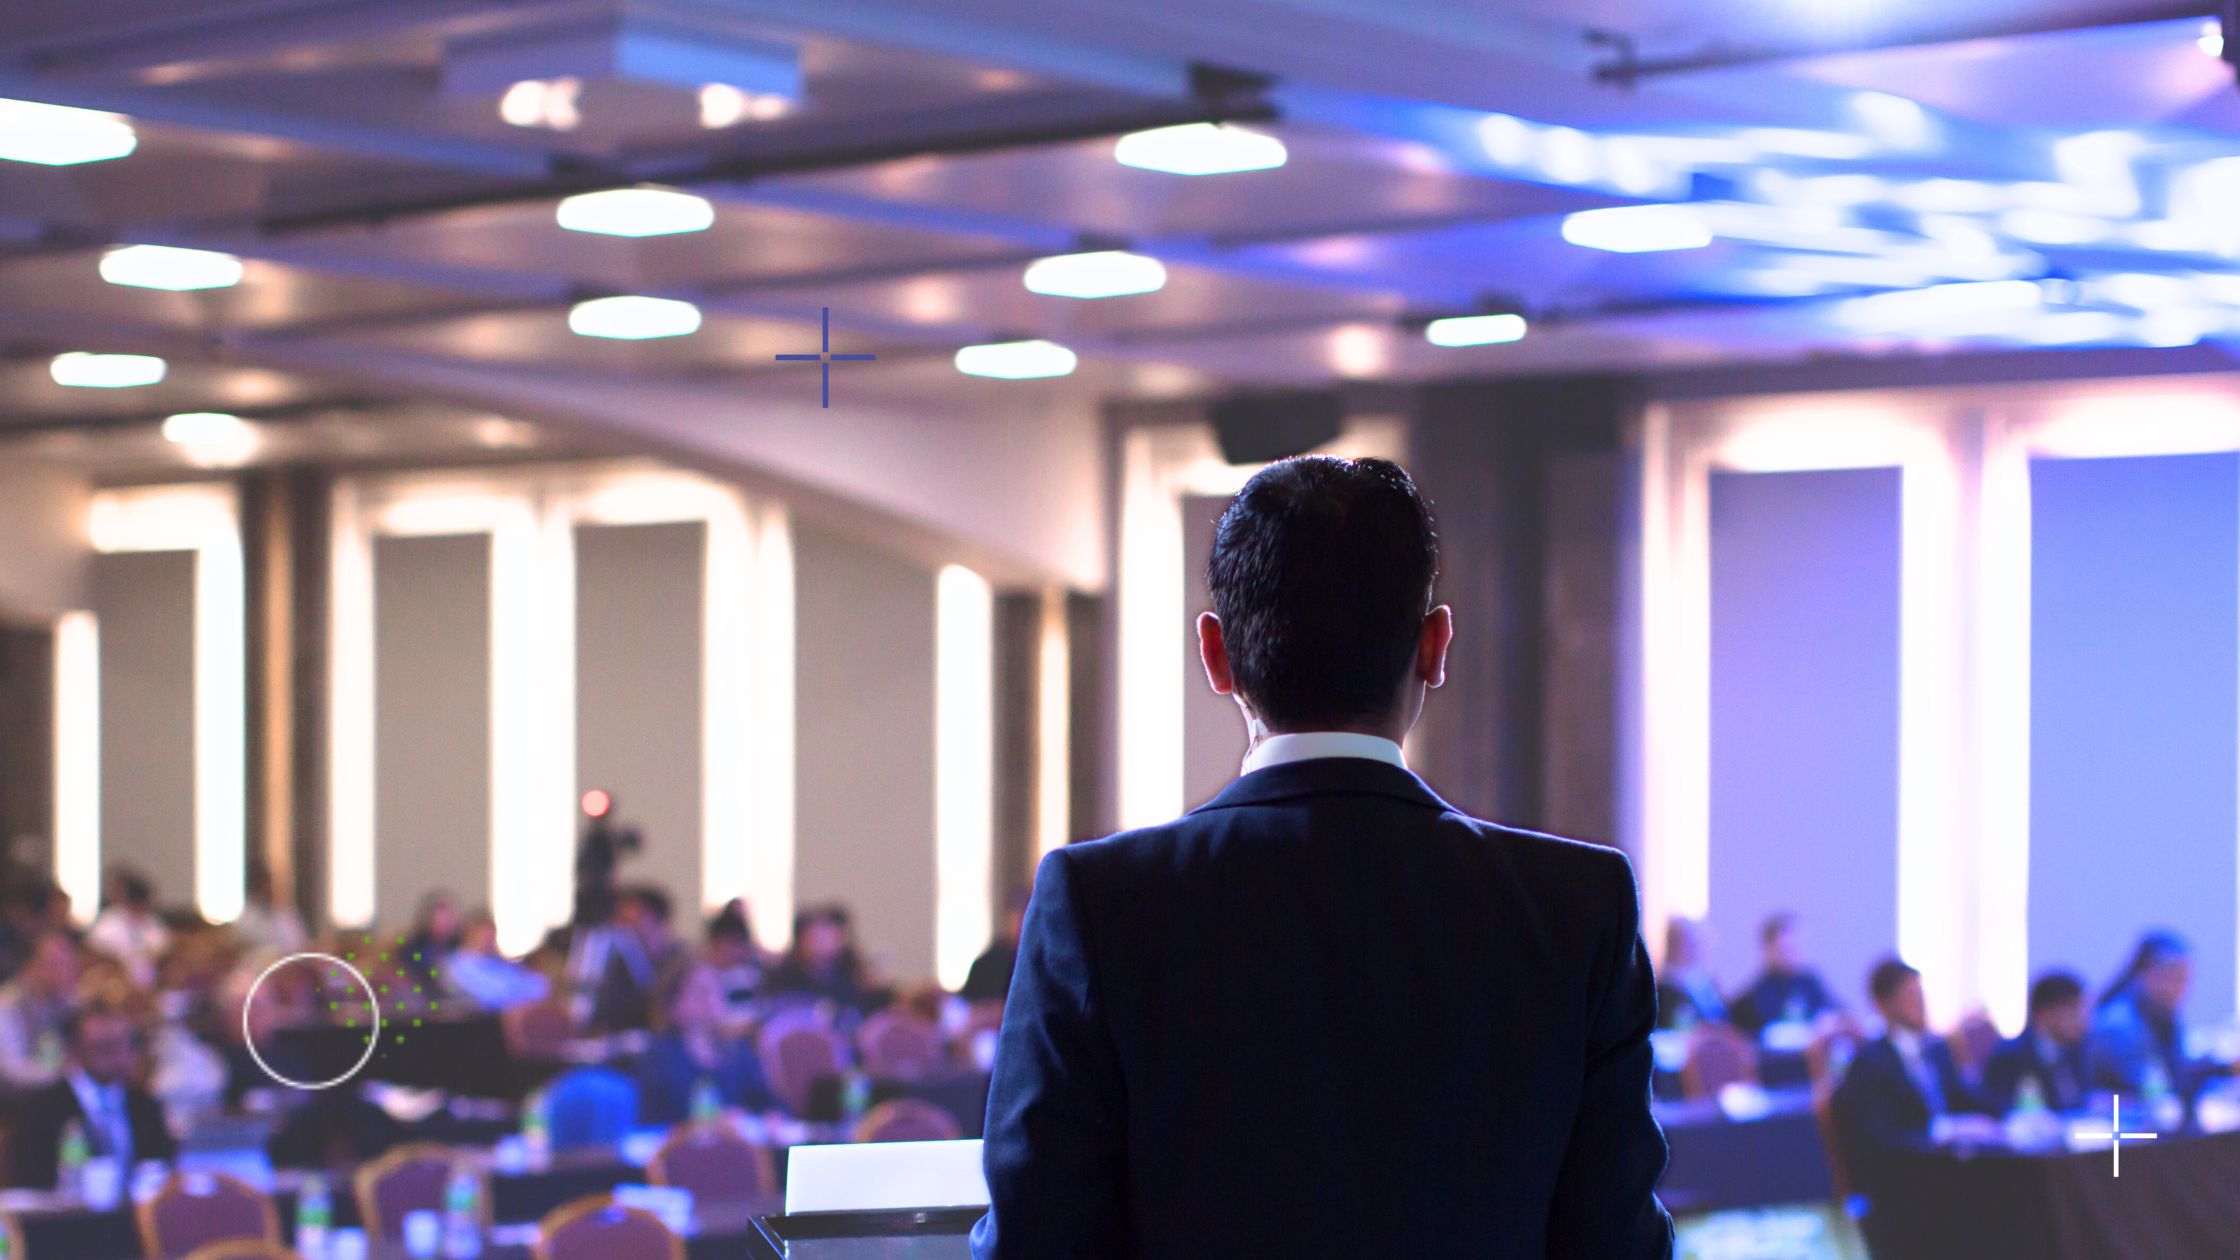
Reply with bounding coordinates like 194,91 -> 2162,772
1206,456 -> 1437,731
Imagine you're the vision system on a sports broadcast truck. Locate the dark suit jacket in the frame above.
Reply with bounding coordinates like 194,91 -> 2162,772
1729,969 -> 1836,1034
1981,1031 -> 2088,1115
7,1076 -> 177,1189
973,758 -> 1672,1260
1831,1034 -> 1985,1201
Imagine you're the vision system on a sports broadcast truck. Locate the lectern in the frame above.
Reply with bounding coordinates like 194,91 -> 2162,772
748,1139 -> 985,1258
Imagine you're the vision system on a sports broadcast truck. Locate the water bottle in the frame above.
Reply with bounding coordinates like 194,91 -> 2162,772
690,1075 -> 724,1127
520,1091 -> 550,1167
440,1166 -> 482,1260
2014,1075 -> 2046,1116
57,1120 -> 90,1199
2142,1057 -> 2183,1131
2005,1075 -> 2053,1151
840,1069 -> 873,1124
296,1173 -> 333,1258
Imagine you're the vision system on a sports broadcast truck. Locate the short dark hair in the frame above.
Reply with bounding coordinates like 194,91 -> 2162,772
1759,912 -> 1796,946
2029,970 -> 2084,1016
1204,456 -> 1437,730
1868,957 -> 1920,1004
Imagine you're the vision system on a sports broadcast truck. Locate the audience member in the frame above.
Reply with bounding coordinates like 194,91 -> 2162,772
7,1006 -> 178,1188
445,911 -> 550,1010
233,861 -> 308,957
1730,912 -> 1838,1034
959,891 -> 1027,1005
87,867 -> 170,990
1982,971 -> 2090,1114
400,891 -> 465,986
765,904 -> 884,1018
1655,917 -> 1728,1031
1832,959 -> 1993,1247
2087,930 -> 2229,1104
705,900 -> 767,1018
637,963 -> 777,1126
0,931 -> 81,1089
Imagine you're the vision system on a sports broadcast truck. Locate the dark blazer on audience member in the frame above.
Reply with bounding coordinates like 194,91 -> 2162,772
1730,969 -> 1836,1034
973,758 -> 1673,1260
1656,971 -> 1728,1030
636,1031 -> 778,1126
6,1076 -> 177,1189
1981,1031 -> 2088,1115
1831,1033 -> 1986,1200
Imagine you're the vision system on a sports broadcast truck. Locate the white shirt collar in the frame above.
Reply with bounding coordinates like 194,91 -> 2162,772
1241,732 -> 1408,776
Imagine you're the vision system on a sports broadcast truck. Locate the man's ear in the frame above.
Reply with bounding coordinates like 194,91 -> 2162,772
1418,605 -> 1453,689
1198,611 -> 1236,695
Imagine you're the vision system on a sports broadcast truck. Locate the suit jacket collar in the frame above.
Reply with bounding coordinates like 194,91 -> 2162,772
1189,756 -> 1458,815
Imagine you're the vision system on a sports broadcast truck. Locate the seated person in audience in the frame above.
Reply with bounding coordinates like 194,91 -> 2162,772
1832,960 -> 1994,1221
765,904 -> 886,1018
959,891 -> 1028,1005
1655,916 -> 1727,1030
88,867 -> 170,991
7,1005 -> 178,1189
232,861 -> 309,958
704,901 -> 767,1019
2088,930 -> 2231,1104
0,931 -> 82,1089
637,963 -> 777,1126
401,890 -> 465,987
1983,971 -> 2090,1115
443,910 -> 550,1010
1730,912 -> 1838,1035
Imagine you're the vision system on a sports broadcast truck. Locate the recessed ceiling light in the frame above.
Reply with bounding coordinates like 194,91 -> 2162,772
1114,123 -> 1286,176
51,352 -> 167,388
99,244 -> 245,291
954,339 -> 1077,379
1560,205 -> 1715,253
699,83 -> 791,128
1425,313 -> 1528,347
567,295 -> 701,340
161,412 -> 259,466
2201,20 -> 2225,58
0,98 -> 137,166
556,187 -> 715,237
499,78 -> 581,131
1023,251 -> 1168,299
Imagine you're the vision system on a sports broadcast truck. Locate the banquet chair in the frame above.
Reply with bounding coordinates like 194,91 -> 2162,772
502,997 -> 576,1059
136,1170 -> 280,1260
648,1121 -> 780,1205
852,1098 -> 963,1144
1810,1082 -> 1856,1202
758,1012 -> 849,1115
1680,1023 -> 1762,1101
354,1143 -> 487,1240
534,1195 -> 684,1260
182,1242 -> 297,1260
857,1009 -> 945,1081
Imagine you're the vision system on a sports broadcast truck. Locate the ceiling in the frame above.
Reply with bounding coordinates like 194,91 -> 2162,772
1,0 -> 2237,474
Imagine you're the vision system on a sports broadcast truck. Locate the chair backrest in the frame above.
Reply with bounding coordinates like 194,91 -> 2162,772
648,1122 -> 779,1205
857,1010 -> 944,1081
503,998 -> 576,1059
181,1242 -> 296,1260
534,1195 -> 684,1260
544,1065 -> 640,1151
1948,1012 -> 2001,1081
1681,1022 -> 1762,1100
136,1171 -> 279,1260
354,1143 -> 485,1240
851,1098 -> 963,1144
758,1013 -> 848,1115
1810,1082 -> 1855,1203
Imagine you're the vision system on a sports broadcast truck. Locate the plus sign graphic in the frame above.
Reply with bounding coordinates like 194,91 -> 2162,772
774,307 -> 876,408
2077,1093 -> 2159,1177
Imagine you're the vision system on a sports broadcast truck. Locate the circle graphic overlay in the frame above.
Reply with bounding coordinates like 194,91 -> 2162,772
242,951 -> 383,1091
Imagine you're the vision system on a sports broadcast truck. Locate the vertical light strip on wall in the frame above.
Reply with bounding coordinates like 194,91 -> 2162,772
745,502 -> 797,953
1117,429 -> 1187,828
704,491 -> 797,947
935,564 -> 995,991
327,481 -> 377,927
52,611 -> 100,925
1035,586 -> 1072,860
89,485 -> 247,924
1898,433 -> 1971,1026
1975,414 -> 2034,1033
486,497 -> 577,957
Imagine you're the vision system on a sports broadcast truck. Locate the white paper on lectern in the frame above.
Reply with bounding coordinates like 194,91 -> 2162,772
785,1139 -> 989,1213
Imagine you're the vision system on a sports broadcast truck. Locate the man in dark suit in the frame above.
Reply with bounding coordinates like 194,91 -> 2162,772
8,1005 -> 177,1189
1982,971 -> 2090,1115
974,456 -> 1671,1259
1832,959 -> 1996,1251
1729,913 -> 1839,1035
